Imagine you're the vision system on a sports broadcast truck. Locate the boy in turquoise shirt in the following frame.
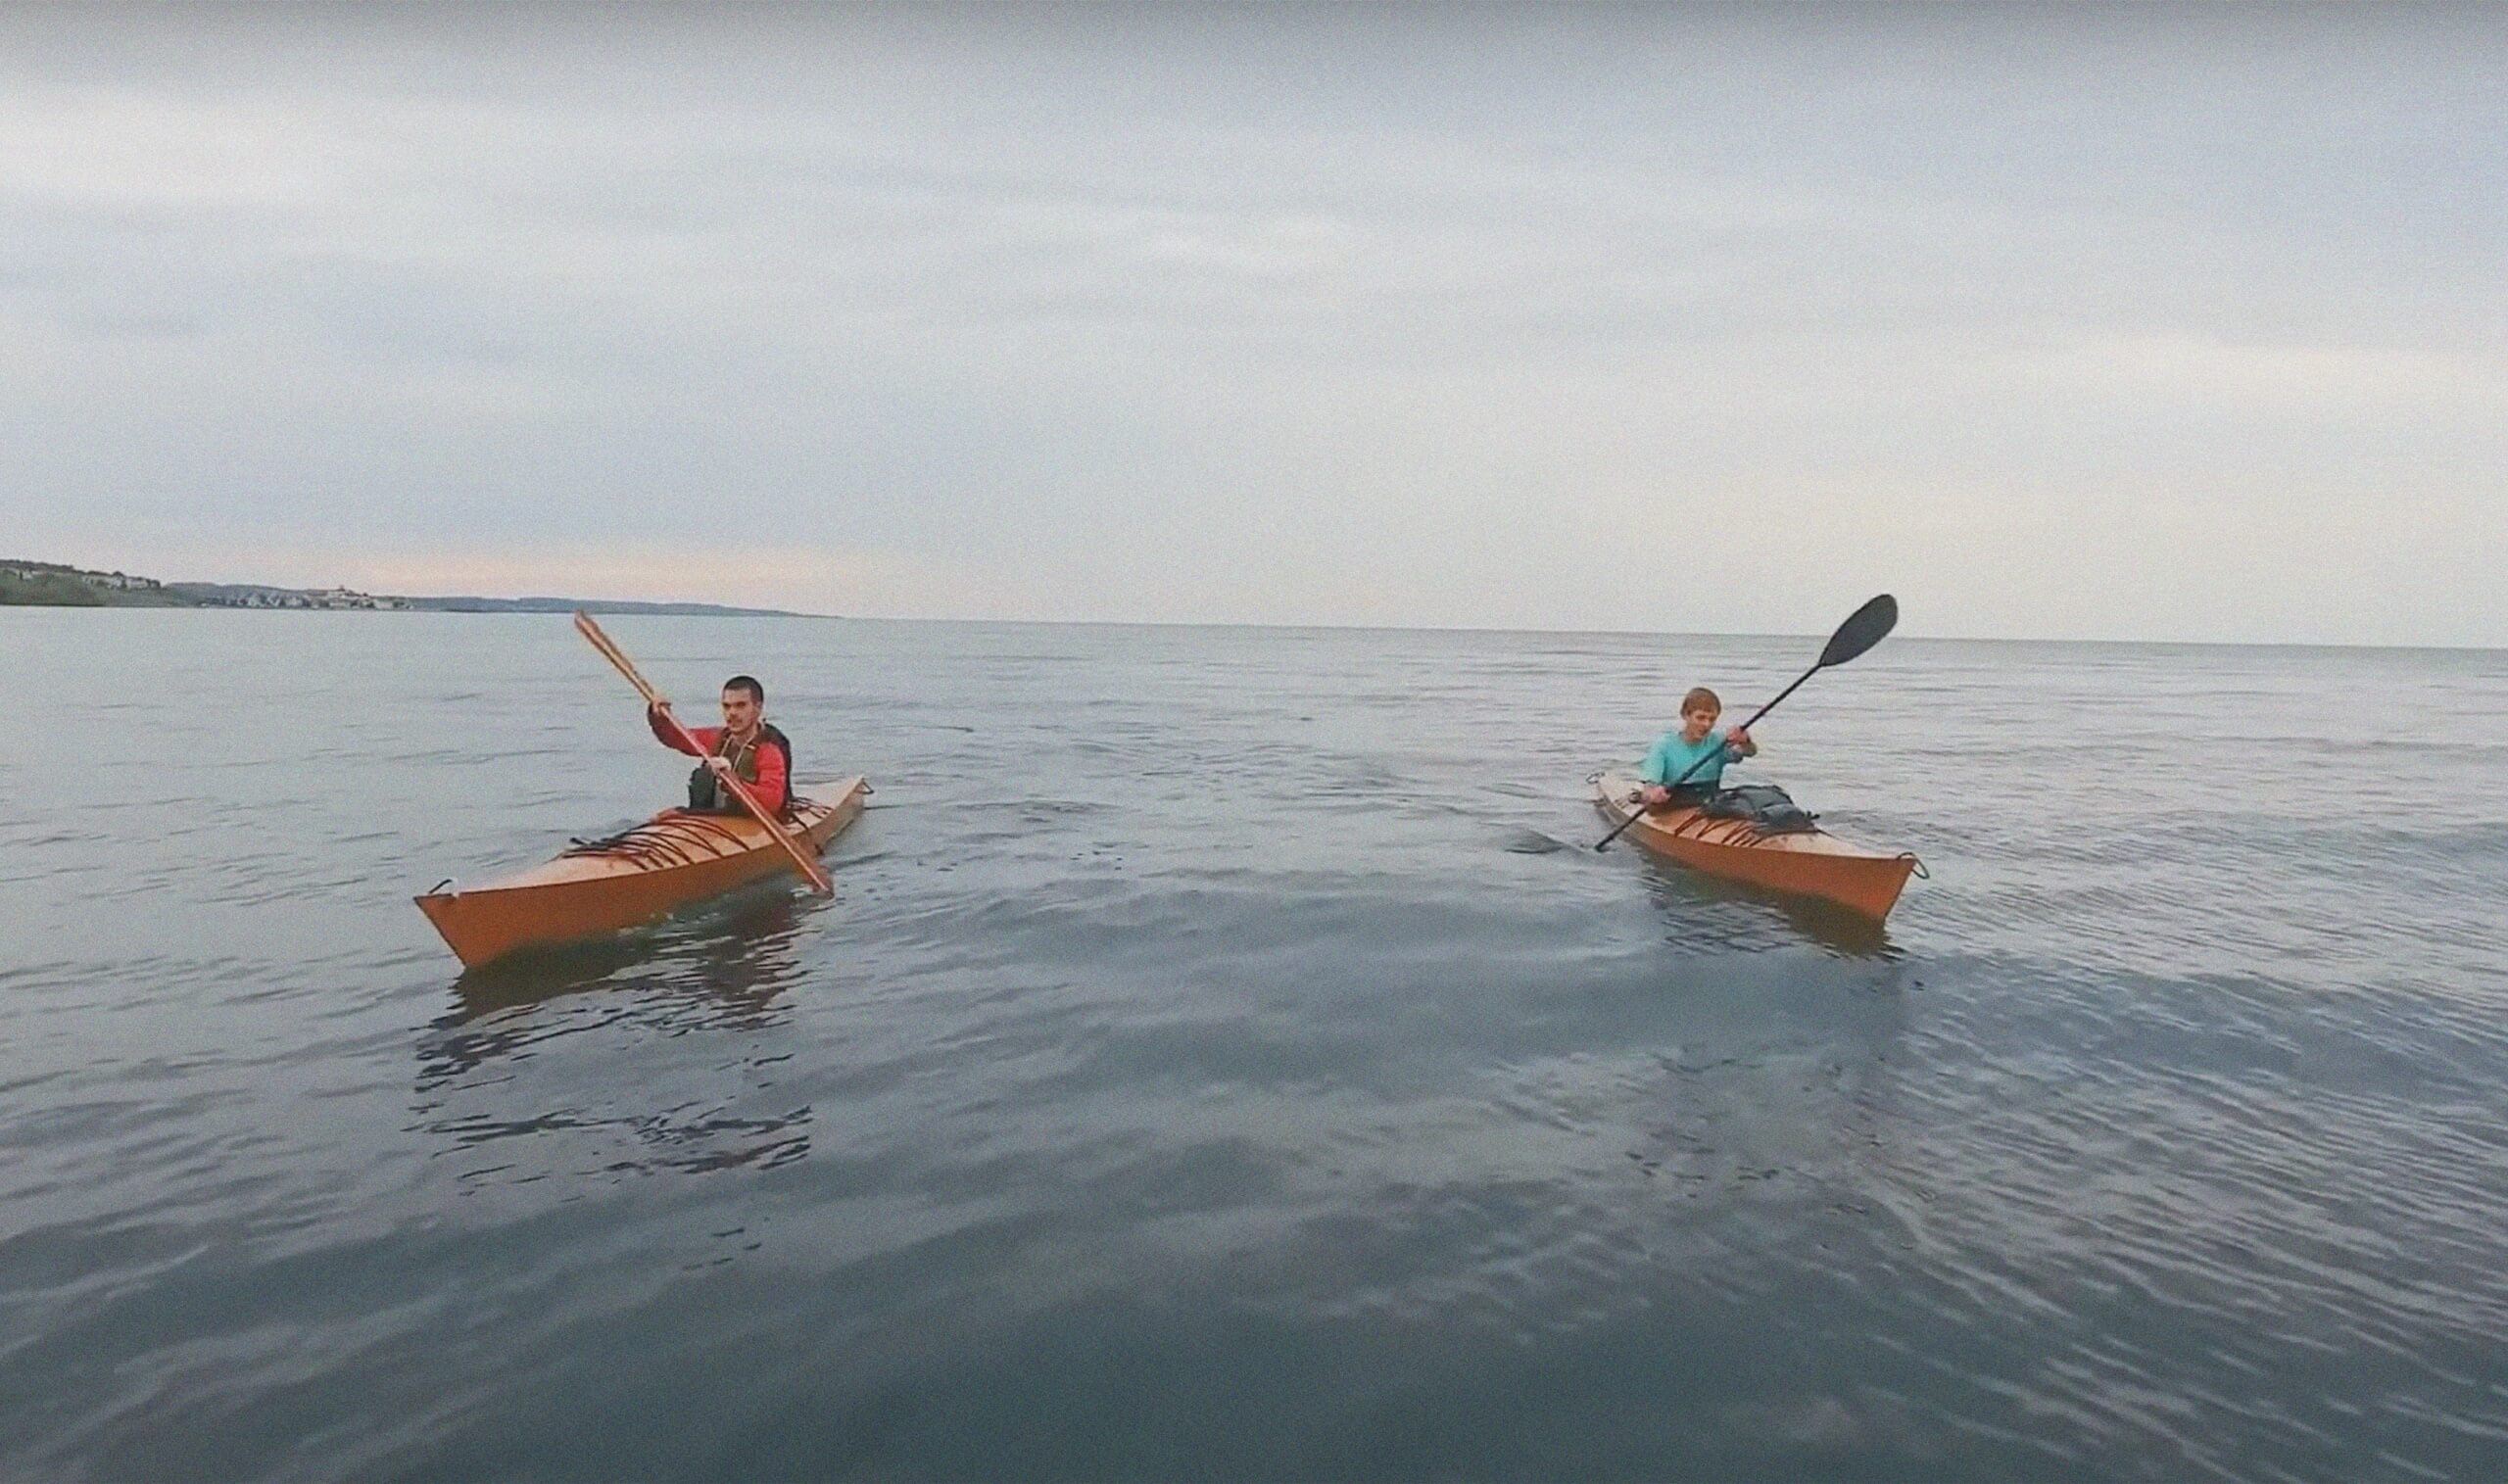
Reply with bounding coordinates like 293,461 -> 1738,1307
1639,687 -> 1759,806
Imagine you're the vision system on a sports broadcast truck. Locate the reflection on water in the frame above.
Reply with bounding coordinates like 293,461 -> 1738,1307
414,890 -> 820,1178
1631,853 -> 1901,960
441,938 -> 658,1026
440,887 -> 816,1029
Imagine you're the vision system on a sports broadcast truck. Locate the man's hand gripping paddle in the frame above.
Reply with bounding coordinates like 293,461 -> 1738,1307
574,610 -> 835,895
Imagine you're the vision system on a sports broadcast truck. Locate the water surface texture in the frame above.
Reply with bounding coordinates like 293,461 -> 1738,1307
4,611 -> 2504,1481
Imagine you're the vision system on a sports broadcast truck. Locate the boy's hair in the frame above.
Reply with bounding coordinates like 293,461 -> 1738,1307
1681,687 -> 1720,715
723,675 -> 765,704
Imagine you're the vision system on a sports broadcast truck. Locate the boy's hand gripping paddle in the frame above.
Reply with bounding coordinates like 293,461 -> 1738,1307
1595,595 -> 1899,852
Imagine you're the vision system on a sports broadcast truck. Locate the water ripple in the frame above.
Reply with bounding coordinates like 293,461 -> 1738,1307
2,615 -> 2505,1479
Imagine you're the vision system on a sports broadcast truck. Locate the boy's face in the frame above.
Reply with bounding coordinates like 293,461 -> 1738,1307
1681,704 -> 1718,742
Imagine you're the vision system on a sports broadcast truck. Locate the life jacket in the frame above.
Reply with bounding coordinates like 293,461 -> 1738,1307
688,722 -> 793,815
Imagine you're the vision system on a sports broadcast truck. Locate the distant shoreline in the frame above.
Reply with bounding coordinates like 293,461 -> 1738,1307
7,560 -> 2494,648
1,558 -> 822,618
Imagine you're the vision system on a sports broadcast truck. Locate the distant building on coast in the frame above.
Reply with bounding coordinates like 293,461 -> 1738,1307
4,559 -> 158,589
216,585 -> 404,610
305,587 -> 404,609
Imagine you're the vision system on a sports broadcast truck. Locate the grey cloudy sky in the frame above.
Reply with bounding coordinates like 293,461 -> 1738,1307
3,4 -> 2500,644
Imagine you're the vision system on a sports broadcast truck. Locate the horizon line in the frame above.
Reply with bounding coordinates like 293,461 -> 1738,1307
17,602 -> 2496,654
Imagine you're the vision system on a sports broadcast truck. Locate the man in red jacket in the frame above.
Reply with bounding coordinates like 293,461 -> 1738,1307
648,674 -> 794,815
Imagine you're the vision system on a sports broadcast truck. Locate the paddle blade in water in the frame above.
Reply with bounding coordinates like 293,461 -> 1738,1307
1817,594 -> 1898,669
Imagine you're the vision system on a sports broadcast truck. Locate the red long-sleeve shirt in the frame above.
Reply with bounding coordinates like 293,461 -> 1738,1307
649,707 -> 790,813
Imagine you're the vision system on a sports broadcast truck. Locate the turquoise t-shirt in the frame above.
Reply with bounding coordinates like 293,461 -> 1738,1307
1640,729 -> 1745,790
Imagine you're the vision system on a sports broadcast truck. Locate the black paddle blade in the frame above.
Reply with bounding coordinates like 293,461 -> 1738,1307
1816,594 -> 1898,669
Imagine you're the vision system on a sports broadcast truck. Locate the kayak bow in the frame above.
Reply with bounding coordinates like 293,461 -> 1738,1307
1593,771 -> 1916,923
416,777 -> 869,968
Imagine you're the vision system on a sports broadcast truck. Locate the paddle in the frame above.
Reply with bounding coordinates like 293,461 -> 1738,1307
1595,594 -> 1900,851
572,610 -> 836,896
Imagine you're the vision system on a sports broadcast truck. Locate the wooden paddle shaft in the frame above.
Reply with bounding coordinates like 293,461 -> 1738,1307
576,614 -> 669,709
572,611 -> 836,896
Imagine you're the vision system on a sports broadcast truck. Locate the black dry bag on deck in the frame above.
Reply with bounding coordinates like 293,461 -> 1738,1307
1702,784 -> 1818,836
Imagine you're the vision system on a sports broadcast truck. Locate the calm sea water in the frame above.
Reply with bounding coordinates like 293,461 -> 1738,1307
3,609 -> 2504,1481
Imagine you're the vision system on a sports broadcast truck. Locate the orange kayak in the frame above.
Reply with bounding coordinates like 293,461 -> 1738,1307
416,777 -> 870,968
1594,771 -> 1916,922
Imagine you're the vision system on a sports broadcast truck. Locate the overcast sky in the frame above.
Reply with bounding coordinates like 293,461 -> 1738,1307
3,5 -> 2500,644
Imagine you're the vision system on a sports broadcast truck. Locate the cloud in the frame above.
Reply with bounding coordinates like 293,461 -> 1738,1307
2041,333 -> 2508,413
1,6 -> 2502,644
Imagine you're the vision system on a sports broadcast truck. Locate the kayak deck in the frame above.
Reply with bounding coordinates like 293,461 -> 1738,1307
416,777 -> 870,968
1594,770 -> 1916,923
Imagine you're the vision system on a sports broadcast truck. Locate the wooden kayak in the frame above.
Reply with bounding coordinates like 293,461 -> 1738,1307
416,777 -> 870,968
1594,770 -> 1917,923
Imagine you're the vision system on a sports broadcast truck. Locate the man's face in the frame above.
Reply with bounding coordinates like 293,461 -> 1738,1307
720,687 -> 760,735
